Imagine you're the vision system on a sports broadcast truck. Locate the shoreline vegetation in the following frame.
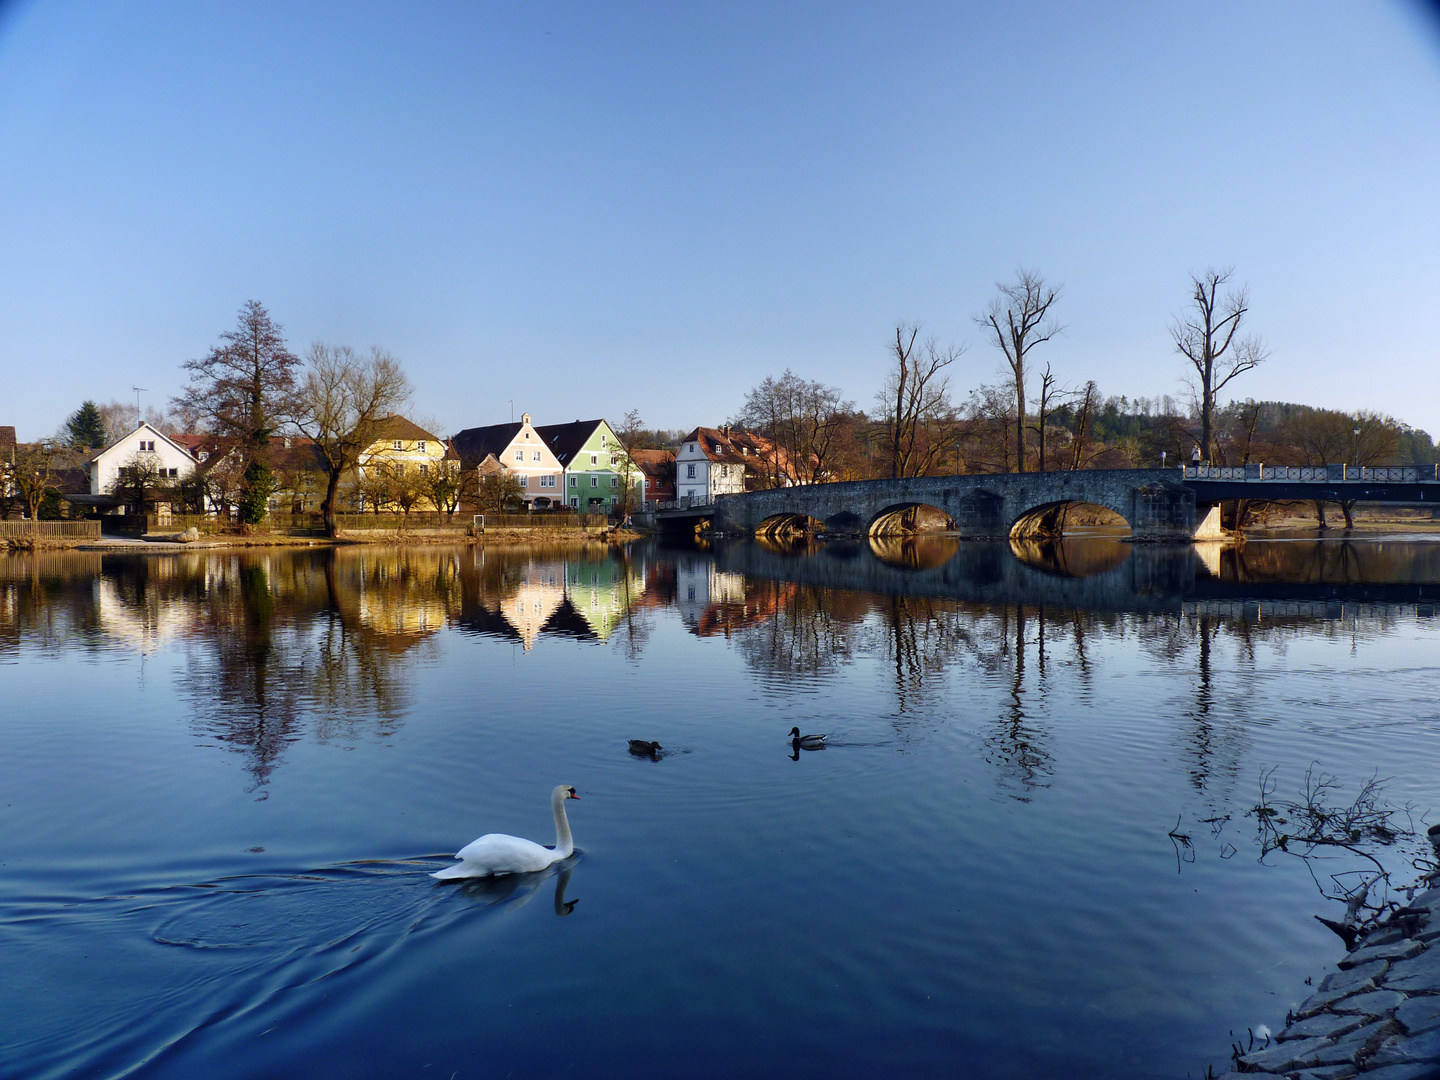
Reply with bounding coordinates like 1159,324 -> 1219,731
5,526 -> 645,552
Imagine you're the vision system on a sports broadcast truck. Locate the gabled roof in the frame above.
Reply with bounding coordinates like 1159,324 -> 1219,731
451,421 -> 525,467
630,448 -> 674,478
681,426 -> 783,467
368,415 -> 443,445
89,422 -> 200,466
533,419 -> 606,466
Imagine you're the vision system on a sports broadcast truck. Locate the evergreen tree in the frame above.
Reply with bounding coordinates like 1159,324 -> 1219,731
66,400 -> 107,449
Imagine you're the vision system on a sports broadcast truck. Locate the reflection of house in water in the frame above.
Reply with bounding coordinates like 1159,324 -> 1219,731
456,548 -> 652,650
501,570 -> 567,651
96,569 -> 196,653
557,559 -> 645,641
673,552 -> 783,637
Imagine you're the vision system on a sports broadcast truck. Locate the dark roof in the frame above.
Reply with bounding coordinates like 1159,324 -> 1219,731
451,421 -> 524,468
533,420 -> 605,465
370,415 -> 443,444
0,426 -> 16,453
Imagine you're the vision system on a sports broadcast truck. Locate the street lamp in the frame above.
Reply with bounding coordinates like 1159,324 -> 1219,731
1353,427 -> 1361,471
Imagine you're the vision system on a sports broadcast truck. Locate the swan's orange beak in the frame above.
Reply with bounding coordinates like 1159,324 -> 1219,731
568,791 -> 580,799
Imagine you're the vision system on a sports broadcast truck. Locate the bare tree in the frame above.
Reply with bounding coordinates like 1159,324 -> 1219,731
1067,381 -> 1101,471
738,371 -> 853,485
876,325 -> 964,478
10,441 -> 78,519
977,269 -> 1062,472
105,449 -> 173,516
1170,268 -> 1268,462
293,343 -> 413,536
1028,362 -> 1071,473
174,300 -> 302,525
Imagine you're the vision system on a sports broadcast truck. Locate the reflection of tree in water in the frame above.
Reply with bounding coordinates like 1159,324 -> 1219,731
732,583 -> 857,684
175,550 -> 443,790
180,559 -> 314,790
0,552 -> 106,656
983,604 -> 1054,799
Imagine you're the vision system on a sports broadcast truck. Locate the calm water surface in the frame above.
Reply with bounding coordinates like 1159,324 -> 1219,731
2,536 -> 1439,1079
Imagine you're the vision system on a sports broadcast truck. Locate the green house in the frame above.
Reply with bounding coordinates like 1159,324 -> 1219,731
535,419 -> 643,513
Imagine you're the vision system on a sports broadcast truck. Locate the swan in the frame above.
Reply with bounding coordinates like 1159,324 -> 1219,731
432,785 -> 579,880
788,726 -> 826,749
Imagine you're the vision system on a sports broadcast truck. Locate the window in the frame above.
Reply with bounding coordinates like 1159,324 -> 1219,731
139,440 -> 155,452
514,449 -> 524,461
687,444 -> 694,452
610,476 -> 618,487
569,475 -> 577,487
590,476 -> 598,487
419,464 -> 429,475
418,441 -> 426,453
518,475 -> 528,488
394,463 -> 405,476
393,440 -> 403,450
590,454 -> 597,465
168,468 -> 179,478
601,434 -> 607,448
533,450 -> 541,461
686,463 -> 696,478
570,497 -> 578,507
540,475 -> 556,488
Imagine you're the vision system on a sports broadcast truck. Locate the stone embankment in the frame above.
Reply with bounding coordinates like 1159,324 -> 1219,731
1216,860 -> 1440,1078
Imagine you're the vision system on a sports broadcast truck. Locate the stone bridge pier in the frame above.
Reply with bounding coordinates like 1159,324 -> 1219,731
712,470 -> 1224,542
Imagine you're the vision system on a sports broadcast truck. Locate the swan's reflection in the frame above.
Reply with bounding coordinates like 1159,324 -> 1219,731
451,856 -> 580,917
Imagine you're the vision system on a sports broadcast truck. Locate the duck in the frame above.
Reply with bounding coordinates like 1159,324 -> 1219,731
432,785 -> 579,880
627,739 -> 663,756
788,727 -> 827,749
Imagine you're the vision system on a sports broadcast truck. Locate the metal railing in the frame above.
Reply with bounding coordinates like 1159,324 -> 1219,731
1183,464 -> 1431,482
0,520 -> 101,538
648,496 -> 714,511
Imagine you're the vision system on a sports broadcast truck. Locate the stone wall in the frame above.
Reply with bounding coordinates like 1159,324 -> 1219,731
1217,834 -> 1440,1078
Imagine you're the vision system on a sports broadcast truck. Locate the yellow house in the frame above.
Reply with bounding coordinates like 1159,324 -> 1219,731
353,416 -> 461,512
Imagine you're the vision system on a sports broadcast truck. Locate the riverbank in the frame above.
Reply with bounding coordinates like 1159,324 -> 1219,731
1216,833 -> 1440,1078
5,526 -> 642,552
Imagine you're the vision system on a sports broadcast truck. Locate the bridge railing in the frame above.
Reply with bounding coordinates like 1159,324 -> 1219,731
646,496 -> 714,511
1183,464 -> 1431,482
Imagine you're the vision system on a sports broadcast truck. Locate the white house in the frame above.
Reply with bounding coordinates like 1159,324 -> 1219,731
86,422 -> 202,507
674,426 -> 790,502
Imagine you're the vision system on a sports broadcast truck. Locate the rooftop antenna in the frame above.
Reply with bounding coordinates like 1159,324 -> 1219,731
132,386 -> 147,427
509,399 -> 514,422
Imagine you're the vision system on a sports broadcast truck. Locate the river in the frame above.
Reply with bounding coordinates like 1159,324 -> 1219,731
1,536 -> 1438,1079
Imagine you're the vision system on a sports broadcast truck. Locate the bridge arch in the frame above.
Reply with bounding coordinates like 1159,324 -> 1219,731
756,512 -> 824,540
1007,499 -> 1130,539
867,502 -> 958,536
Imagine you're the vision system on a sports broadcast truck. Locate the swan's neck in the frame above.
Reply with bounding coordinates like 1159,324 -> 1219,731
551,790 -> 574,858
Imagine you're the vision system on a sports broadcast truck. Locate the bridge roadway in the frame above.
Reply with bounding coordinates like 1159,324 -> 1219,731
679,466 -> 1440,542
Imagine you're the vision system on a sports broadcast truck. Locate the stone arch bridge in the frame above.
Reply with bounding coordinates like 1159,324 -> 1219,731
710,470 -> 1217,542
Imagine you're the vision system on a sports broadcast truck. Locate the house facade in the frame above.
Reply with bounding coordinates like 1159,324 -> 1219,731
451,412 -> 564,509
631,448 -> 675,503
86,422 -> 203,508
674,427 -> 789,502
354,416 -> 459,511
535,419 -> 644,513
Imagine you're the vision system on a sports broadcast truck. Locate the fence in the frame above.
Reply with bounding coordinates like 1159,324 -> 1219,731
339,512 -> 608,531
1184,464 -> 1430,482
0,520 -> 101,539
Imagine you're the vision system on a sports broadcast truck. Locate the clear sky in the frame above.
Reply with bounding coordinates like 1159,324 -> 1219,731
2,0 -> 1438,442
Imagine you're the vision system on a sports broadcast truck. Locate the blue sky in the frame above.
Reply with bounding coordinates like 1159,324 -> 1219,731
2,1 -> 1438,441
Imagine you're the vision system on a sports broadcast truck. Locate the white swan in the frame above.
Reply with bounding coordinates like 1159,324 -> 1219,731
432,785 -> 579,880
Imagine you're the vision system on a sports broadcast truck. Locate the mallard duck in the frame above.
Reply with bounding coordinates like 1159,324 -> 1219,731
628,739 -> 663,756
788,727 -> 826,749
